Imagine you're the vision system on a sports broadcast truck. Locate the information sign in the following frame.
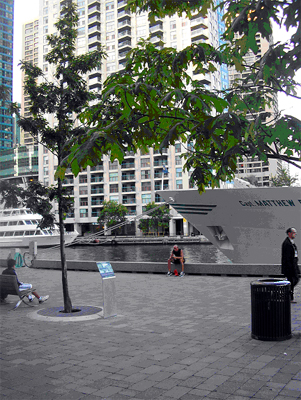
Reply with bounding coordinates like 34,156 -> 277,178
97,261 -> 115,278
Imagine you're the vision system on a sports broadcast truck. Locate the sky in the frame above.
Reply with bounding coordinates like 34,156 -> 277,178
13,0 -> 301,182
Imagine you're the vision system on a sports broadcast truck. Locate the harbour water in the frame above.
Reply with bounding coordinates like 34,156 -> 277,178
0,243 -> 230,264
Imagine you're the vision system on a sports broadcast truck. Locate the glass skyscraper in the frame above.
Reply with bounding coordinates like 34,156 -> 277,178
0,0 -> 14,150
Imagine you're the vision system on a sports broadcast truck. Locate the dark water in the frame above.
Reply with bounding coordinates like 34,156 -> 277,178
0,243 -> 230,264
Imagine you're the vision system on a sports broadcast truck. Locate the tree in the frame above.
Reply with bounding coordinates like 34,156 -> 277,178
241,175 -> 259,187
97,201 -> 128,234
0,179 -> 68,229
17,0 -> 105,313
61,0 -> 300,193
271,166 -> 299,187
138,202 -> 170,235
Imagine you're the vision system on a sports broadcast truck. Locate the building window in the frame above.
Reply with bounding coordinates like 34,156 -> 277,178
79,186 -> 88,195
109,172 -> 118,181
80,209 -> 88,218
80,198 -> 88,207
176,180 -> 183,189
110,184 -> 119,193
107,63 -> 116,72
106,11 -> 114,20
175,143 -> 181,153
109,160 -> 118,170
141,182 -> 151,191
170,20 -> 176,29
43,167 -> 48,175
43,26 -> 48,34
141,158 -> 150,168
141,170 -> 150,179
142,194 -> 151,204
79,175 -> 87,183
176,168 -> 182,177
175,155 -> 182,165
106,21 -> 114,31
106,1 -> 114,10
109,195 -> 119,202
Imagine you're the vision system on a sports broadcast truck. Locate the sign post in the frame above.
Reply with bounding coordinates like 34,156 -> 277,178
96,261 -> 117,319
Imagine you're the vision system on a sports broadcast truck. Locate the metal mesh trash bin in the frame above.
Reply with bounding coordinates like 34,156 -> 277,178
250,279 -> 291,341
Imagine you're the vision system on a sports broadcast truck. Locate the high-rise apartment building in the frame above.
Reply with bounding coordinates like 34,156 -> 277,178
229,33 -> 281,186
0,0 -> 14,150
20,18 -> 39,146
22,0 -> 227,236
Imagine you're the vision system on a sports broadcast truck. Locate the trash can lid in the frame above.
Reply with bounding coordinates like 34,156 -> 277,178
251,278 -> 290,286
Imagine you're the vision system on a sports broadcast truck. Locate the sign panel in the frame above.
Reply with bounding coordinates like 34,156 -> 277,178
96,261 -> 115,278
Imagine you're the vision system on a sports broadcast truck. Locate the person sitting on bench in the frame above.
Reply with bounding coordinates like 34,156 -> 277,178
1,259 -> 49,304
167,244 -> 185,277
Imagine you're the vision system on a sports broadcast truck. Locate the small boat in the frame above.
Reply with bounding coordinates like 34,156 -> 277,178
0,208 -> 78,248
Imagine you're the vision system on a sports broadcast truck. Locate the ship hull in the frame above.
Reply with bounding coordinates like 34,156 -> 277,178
158,187 -> 301,264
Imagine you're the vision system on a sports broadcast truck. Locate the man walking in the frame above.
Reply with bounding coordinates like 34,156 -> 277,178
281,228 -> 300,303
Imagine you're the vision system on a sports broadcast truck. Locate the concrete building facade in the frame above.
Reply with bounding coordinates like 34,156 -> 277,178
0,0 -> 14,149
25,0 -> 227,236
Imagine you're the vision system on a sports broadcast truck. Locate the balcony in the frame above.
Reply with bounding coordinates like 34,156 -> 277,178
91,198 -> 104,206
150,34 -> 163,44
123,196 -> 136,204
149,23 -> 163,33
88,4 -> 100,14
62,178 -> 74,184
117,0 -> 127,8
118,29 -> 131,39
88,34 -> 101,44
153,159 -> 168,167
118,18 -> 131,29
91,187 -> 104,194
121,161 -> 135,169
118,9 -> 130,18
88,24 -> 101,35
190,15 -> 208,29
88,14 -> 100,24
90,164 -> 103,171
91,175 -> 103,183
154,148 -> 168,155
118,39 -> 131,50
122,173 -> 135,180
122,185 -> 136,192
119,50 -> 128,59
191,27 -> 208,41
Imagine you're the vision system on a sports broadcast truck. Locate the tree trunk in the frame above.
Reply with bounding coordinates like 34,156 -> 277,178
58,177 -> 73,313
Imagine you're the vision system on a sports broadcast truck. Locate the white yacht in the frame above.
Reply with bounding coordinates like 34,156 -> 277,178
158,185 -> 301,264
0,208 -> 78,248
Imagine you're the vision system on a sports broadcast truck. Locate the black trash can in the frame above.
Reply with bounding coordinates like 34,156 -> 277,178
250,278 -> 291,341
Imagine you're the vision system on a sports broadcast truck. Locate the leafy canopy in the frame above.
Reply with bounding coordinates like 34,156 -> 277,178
63,0 -> 300,192
97,200 -> 128,229
138,202 -> 171,235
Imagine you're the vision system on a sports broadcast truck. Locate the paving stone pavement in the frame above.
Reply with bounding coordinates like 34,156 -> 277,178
0,267 -> 300,400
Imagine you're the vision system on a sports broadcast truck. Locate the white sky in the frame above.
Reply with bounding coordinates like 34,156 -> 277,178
13,0 -> 301,182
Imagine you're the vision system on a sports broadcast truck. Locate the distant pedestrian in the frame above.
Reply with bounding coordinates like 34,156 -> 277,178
0,258 -> 49,304
167,244 -> 185,277
281,228 -> 300,303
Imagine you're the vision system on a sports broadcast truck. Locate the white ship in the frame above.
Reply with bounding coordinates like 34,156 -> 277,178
158,186 -> 301,264
0,208 -> 78,248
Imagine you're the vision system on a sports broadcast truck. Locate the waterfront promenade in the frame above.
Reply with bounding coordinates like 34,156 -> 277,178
0,267 -> 300,400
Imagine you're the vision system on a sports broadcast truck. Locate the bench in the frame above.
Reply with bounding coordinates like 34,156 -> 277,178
0,275 -> 36,310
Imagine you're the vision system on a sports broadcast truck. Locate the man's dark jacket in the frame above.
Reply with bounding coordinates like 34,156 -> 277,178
281,237 -> 300,276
